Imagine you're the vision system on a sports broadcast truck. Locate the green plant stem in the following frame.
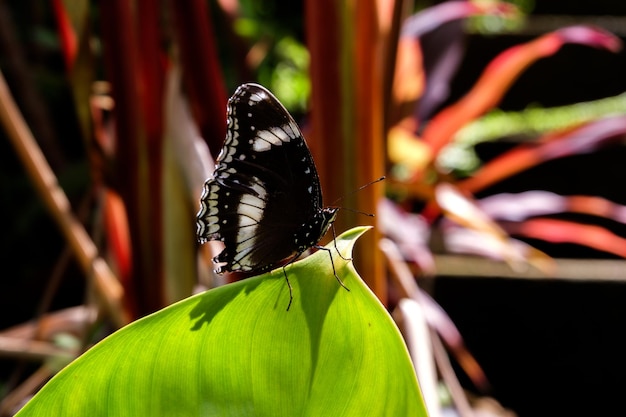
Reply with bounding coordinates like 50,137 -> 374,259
456,93 -> 626,146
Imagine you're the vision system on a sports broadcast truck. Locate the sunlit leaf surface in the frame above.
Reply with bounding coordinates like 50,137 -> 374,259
16,227 -> 426,417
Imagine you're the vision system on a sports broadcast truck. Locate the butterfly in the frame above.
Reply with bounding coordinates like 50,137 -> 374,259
196,83 -> 348,309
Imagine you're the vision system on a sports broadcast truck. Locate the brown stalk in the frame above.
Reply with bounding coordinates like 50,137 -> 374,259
305,0 -> 345,206
353,0 -> 387,302
99,0 -> 145,317
306,0 -> 387,302
99,0 -> 169,316
169,0 -> 228,159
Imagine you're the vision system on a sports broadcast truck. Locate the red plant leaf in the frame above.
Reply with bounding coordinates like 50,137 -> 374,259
436,183 -> 507,238
169,0 -> 228,159
51,0 -> 78,70
382,237 -> 490,390
401,1 -> 516,39
392,1 -> 517,120
507,218 -> 626,258
378,199 -> 435,274
479,191 -> 626,224
444,224 -> 554,273
392,38 -> 425,107
566,195 -> 626,224
103,189 -> 132,286
421,25 -> 622,159
419,292 -> 490,391
434,184 -> 554,271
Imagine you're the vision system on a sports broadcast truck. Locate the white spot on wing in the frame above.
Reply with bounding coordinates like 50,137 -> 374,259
252,130 -> 274,152
238,194 -> 264,223
271,126 -> 290,142
249,180 -> 267,198
233,182 -> 268,255
248,91 -> 266,105
252,124 -> 296,152
284,121 -> 301,139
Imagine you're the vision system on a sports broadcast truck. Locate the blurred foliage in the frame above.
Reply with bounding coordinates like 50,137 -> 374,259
441,92 -> 626,175
468,0 -> 534,33
224,0 -> 310,113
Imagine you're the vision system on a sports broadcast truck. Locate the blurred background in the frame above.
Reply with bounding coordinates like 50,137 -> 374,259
1,0 -> 626,416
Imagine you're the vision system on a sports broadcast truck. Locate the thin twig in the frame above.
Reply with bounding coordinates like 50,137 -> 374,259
433,254 -> 626,282
0,365 -> 52,417
0,336 -> 77,362
381,237 -> 485,416
0,69 -> 128,327
431,329 -> 475,417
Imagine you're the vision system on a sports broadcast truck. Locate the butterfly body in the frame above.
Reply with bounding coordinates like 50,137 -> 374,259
197,83 -> 339,280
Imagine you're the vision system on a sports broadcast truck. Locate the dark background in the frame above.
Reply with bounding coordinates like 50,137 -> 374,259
434,2 -> 626,416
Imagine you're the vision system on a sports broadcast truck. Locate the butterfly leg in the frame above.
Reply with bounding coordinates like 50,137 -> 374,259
281,265 -> 294,311
314,245 -> 350,292
331,223 -> 352,262
281,243 -> 349,312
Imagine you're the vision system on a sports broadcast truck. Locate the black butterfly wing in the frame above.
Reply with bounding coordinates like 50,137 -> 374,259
196,83 -> 324,273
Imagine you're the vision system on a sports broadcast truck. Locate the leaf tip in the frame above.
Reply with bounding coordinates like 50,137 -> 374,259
332,226 -> 372,259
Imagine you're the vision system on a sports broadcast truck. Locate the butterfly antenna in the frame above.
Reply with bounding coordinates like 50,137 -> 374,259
338,207 -> 376,217
328,176 -> 384,261
331,176 -> 386,207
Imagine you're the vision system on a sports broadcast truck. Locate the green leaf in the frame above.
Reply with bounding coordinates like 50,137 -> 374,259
16,227 -> 427,417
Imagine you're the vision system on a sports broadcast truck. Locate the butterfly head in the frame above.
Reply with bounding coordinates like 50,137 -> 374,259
319,207 -> 340,237
293,206 -> 339,254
